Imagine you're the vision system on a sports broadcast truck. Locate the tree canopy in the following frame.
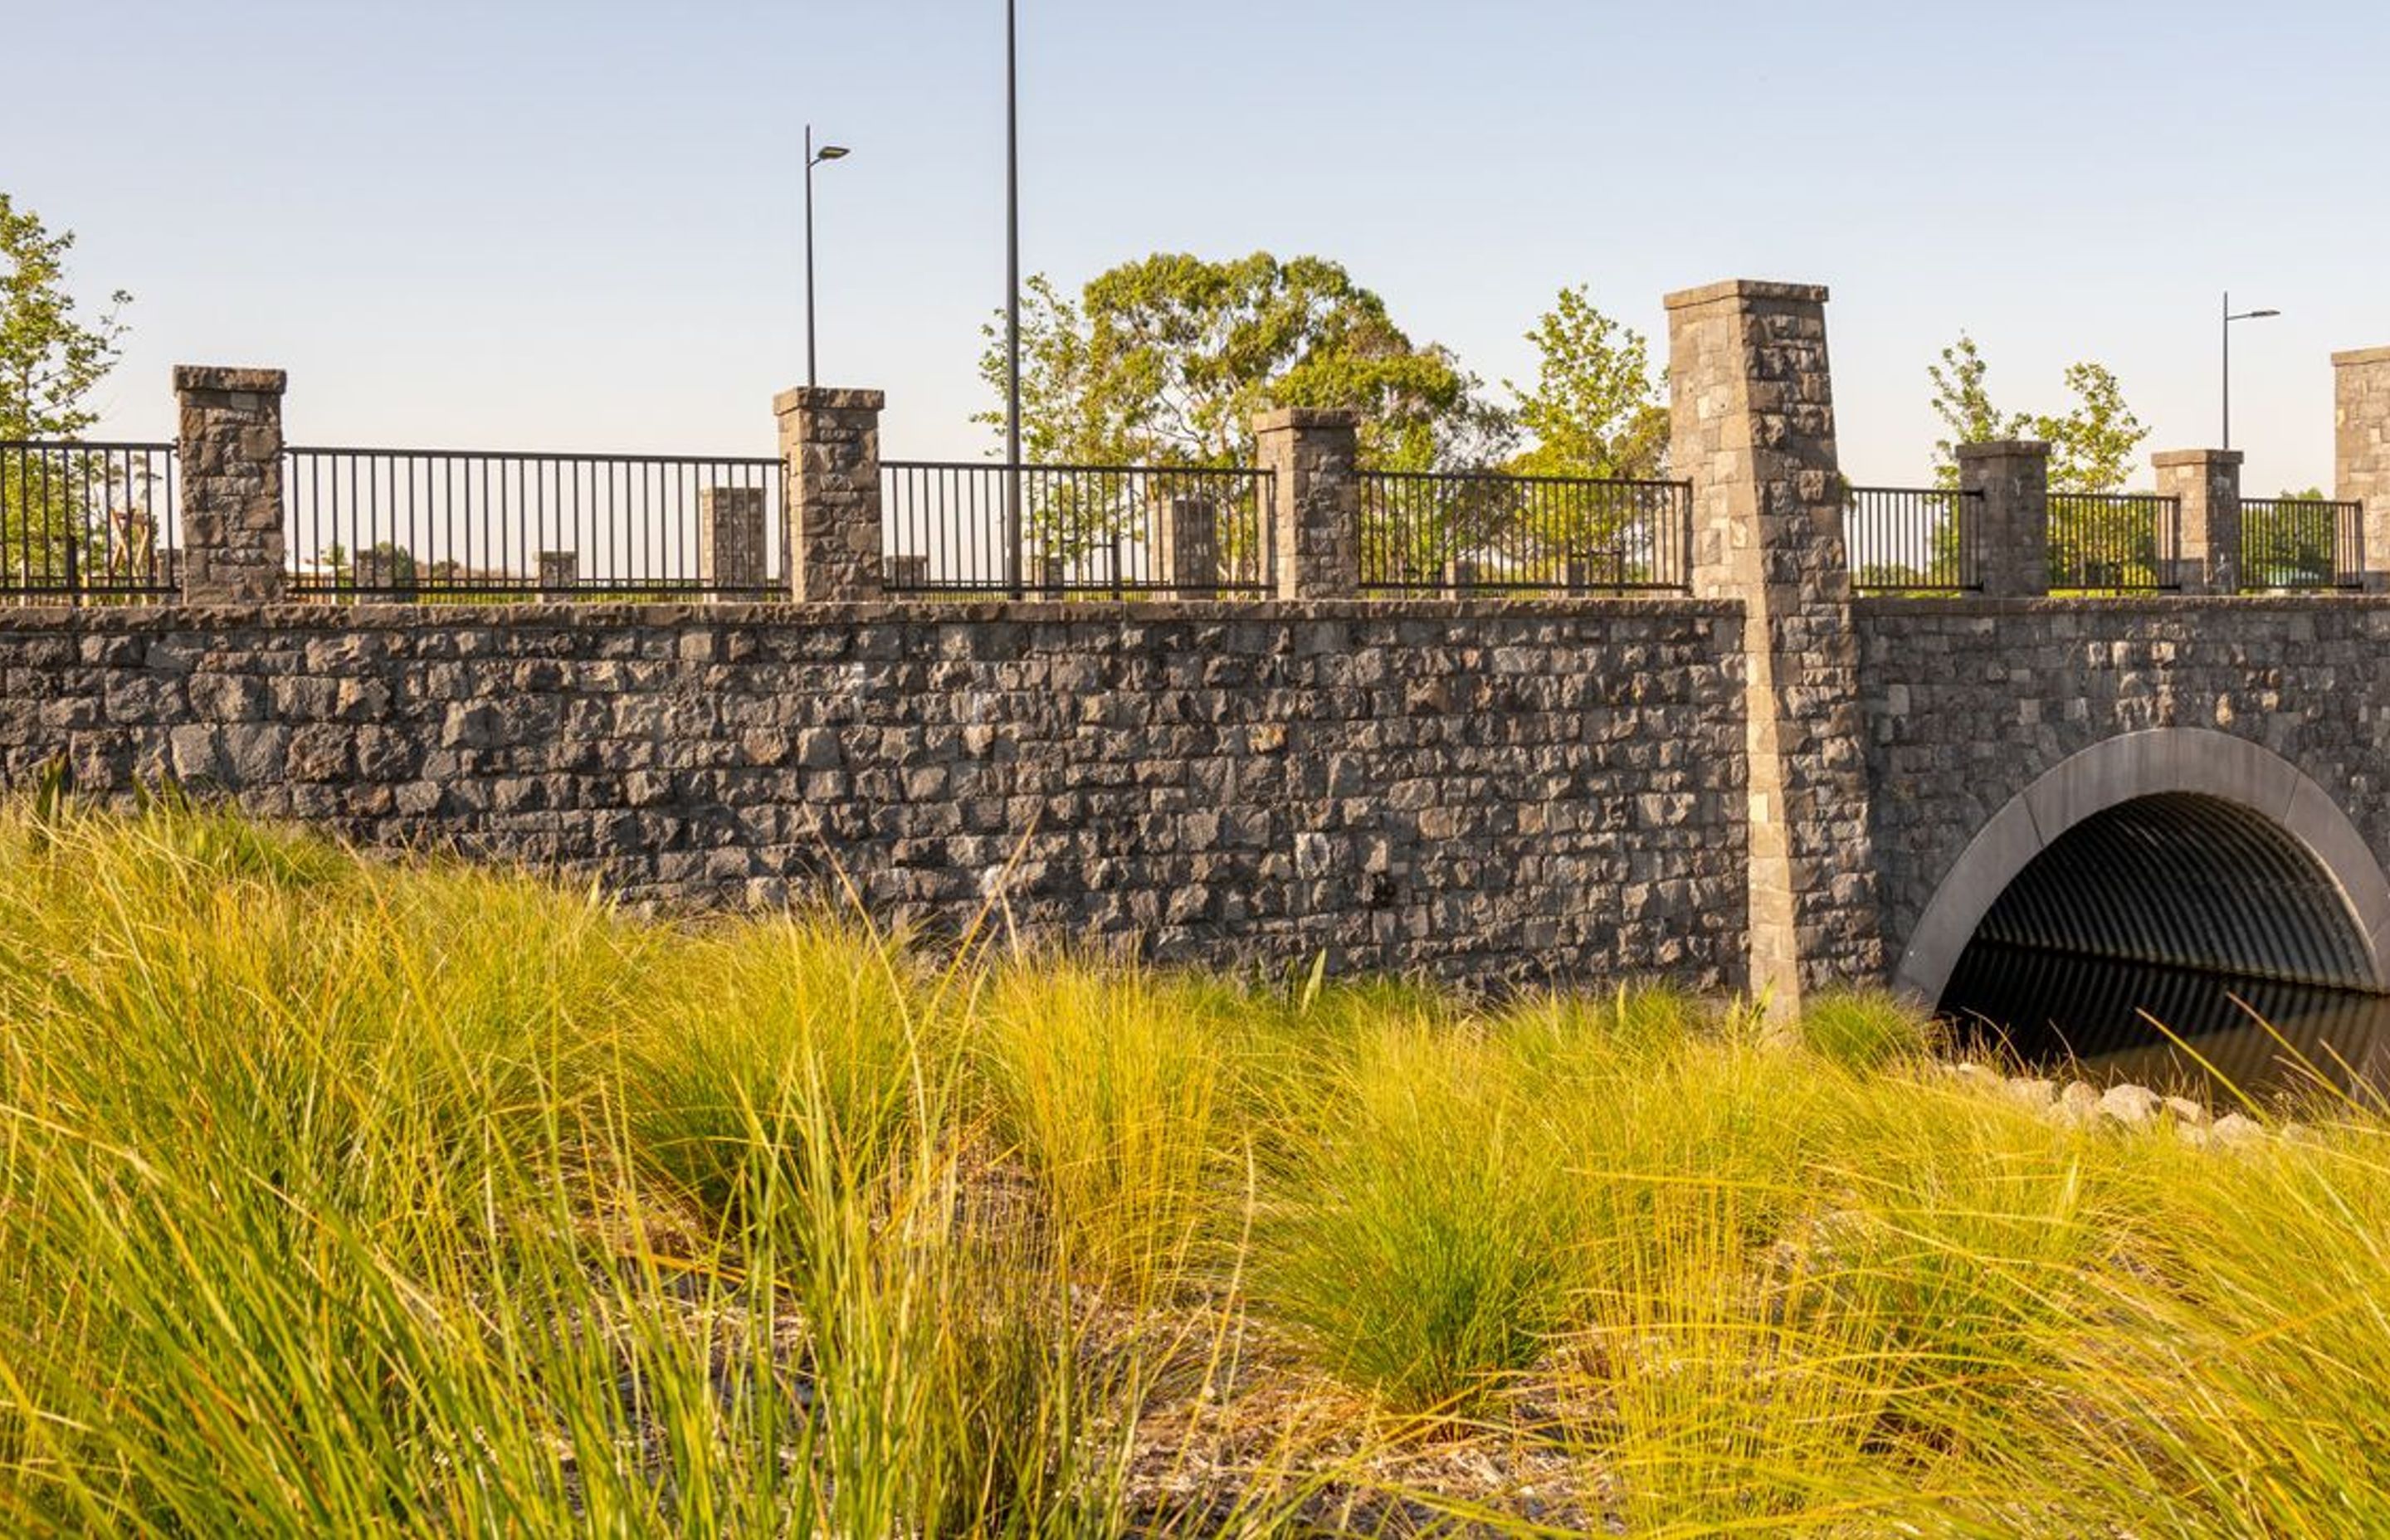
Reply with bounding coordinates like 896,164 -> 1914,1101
1926,332 -> 2149,494
1504,286 -> 1668,480
982,260 -> 1671,485
1,192 -> 129,440
978,252 -> 1486,471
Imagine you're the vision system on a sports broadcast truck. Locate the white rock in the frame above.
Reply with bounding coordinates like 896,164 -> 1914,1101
2099,1084 -> 2163,1127
2162,1096 -> 2208,1126
2210,1112 -> 2265,1146
2057,1081 -> 2103,1122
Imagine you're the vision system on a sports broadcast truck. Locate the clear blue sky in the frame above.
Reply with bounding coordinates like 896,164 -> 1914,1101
13,0 -> 2385,494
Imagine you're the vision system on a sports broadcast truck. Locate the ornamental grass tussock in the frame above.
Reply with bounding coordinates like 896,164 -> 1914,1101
5,801 -> 2390,1536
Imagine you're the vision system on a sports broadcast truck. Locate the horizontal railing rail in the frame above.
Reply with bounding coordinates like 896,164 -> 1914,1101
2239,497 -> 2364,592
1845,485 -> 1983,593
1356,470 -> 1693,593
0,440 -> 181,602
879,462 -> 1275,596
2048,492 -> 2183,592
283,447 -> 783,599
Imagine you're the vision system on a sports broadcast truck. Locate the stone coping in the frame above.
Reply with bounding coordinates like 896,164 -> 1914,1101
172,365 -> 287,395
1251,406 -> 1360,433
1662,278 -> 1830,310
770,386 -> 885,414
2150,448 -> 2242,467
0,595 -> 1743,632
2332,347 -> 2390,368
1855,593 -> 2390,616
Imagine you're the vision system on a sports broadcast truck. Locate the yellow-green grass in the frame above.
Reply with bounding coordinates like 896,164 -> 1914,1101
3,802 -> 2389,1535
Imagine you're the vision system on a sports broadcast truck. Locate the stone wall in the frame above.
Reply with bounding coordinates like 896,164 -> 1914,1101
1856,596 -> 2390,983
0,599 -> 1752,990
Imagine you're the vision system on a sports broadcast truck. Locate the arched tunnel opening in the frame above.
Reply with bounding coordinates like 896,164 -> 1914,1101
1935,792 -> 2390,1091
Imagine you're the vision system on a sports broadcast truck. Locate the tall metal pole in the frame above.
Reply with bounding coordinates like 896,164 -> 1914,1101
2222,290 -> 2231,451
1004,0 -> 1024,597
806,124 -> 820,389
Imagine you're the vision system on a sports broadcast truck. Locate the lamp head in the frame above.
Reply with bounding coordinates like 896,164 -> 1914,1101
814,144 -> 851,163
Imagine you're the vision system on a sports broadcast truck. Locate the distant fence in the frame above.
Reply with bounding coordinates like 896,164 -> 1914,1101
1845,486 -> 1982,593
282,448 -> 783,598
2048,492 -> 2183,592
2240,497 -> 2365,592
0,441 -> 181,602
1356,470 -> 1693,593
879,462 -> 1275,596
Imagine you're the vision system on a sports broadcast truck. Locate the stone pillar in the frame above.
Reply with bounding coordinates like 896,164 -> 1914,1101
773,386 -> 884,602
2335,348 -> 2390,591
1253,407 -> 1358,599
1666,279 -> 1883,1010
698,486 -> 768,598
355,547 -> 415,597
1154,495 -> 1219,592
174,365 -> 287,603
2152,448 -> 2242,595
537,550 -> 578,597
1953,440 -> 2050,597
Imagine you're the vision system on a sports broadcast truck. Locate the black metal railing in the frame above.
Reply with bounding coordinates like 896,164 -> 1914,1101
283,448 -> 783,598
1356,470 -> 1693,592
2048,492 -> 2183,592
1845,485 -> 1983,593
0,441 -> 181,601
2239,497 -> 2364,592
879,462 -> 1275,595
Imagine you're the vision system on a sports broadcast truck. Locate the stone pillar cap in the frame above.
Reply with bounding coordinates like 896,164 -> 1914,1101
173,364 -> 287,394
2151,448 -> 2244,467
2333,346 -> 2390,368
1953,439 -> 2049,459
773,385 -> 886,415
1661,278 -> 1830,311
1252,406 -> 1358,433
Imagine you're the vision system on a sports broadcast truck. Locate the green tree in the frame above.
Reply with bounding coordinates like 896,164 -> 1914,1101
2243,486 -> 2339,590
1925,334 -> 2149,496
979,252 -> 1482,470
2,193 -> 129,439
978,252 -> 1495,577
1925,334 -> 2154,588
1505,286 -> 1667,480
1926,334 -> 2025,490
2027,362 -> 2148,496
2,193 -> 134,587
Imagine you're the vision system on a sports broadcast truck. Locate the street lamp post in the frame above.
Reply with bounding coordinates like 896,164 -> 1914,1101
805,126 -> 851,388
2222,290 -> 2280,451
1003,0 -> 1023,597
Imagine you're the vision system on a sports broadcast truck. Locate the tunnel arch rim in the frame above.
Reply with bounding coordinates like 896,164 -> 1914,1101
1892,728 -> 2390,1005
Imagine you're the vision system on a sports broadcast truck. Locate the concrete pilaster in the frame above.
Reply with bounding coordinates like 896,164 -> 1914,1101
1666,278 -> 1884,1007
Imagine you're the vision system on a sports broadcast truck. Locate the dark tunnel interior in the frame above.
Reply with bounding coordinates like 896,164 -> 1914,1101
1936,793 -> 2390,1086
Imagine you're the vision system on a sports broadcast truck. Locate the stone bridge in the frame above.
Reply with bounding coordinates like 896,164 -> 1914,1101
6,286 -> 2390,1017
